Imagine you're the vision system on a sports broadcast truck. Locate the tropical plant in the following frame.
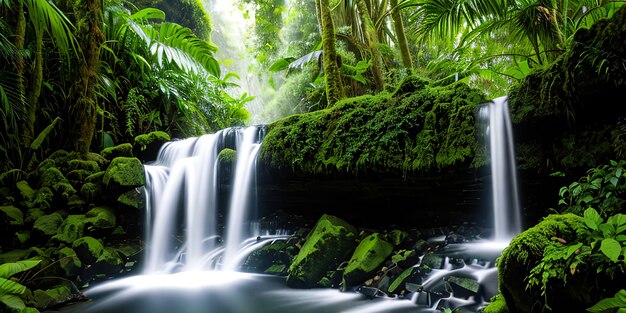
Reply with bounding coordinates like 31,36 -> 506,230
559,160 -> 626,218
588,289 -> 626,313
0,259 -> 42,312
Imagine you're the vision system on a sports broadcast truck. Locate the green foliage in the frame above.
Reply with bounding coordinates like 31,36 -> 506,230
559,160 -> 626,217
0,259 -> 41,312
587,289 -> 626,313
260,77 -> 487,176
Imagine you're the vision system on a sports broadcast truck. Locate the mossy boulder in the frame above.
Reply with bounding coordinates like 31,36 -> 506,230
497,213 -> 586,313
133,131 -> 170,162
85,206 -> 116,229
80,182 -> 102,202
343,233 -> 393,286
242,241 -> 294,274
72,236 -> 104,264
103,157 -> 145,194
94,247 -> 123,275
67,159 -> 100,173
260,80 -> 487,176
101,143 -> 134,160
32,213 -> 64,239
286,214 -> 358,288
117,189 -> 145,209
85,171 -> 105,184
391,249 -> 419,269
218,148 -> 237,163
52,215 -> 86,243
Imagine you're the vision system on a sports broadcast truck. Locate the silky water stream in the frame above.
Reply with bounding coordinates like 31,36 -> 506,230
60,97 -> 522,313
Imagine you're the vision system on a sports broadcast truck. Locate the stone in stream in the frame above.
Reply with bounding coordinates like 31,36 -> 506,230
343,233 -> 394,286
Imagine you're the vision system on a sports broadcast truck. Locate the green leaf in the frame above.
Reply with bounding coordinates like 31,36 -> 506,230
0,294 -> 26,309
611,177 -> 619,186
130,8 -> 165,21
587,289 -> 626,312
0,277 -> 27,295
600,238 -> 621,262
0,259 -> 41,278
0,206 -> 23,226
584,208 -> 603,231
30,116 -> 61,150
268,57 -> 296,72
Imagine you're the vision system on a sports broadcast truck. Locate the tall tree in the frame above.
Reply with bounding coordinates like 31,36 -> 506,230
68,0 -> 103,154
355,0 -> 385,90
390,0 -> 412,68
317,0 -> 345,106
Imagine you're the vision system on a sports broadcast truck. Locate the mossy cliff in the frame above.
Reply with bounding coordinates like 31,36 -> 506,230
508,5 -> 626,172
259,78 -> 488,177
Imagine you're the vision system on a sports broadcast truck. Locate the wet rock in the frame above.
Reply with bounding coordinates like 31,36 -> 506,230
391,250 -> 419,268
242,241 -> 294,274
72,236 -> 104,264
56,247 -> 81,276
101,143 -> 134,160
343,233 -> 393,286
445,232 -> 466,244
358,286 -> 387,299
445,275 -> 480,298
386,229 -> 410,247
286,214 -> 358,288
412,239 -> 429,254
94,247 -> 123,275
421,253 -> 444,269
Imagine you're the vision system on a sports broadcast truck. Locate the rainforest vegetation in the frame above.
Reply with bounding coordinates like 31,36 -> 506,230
0,0 -> 625,312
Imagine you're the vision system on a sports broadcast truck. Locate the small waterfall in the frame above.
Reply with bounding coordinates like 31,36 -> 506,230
142,125 -> 272,274
478,96 -> 522,241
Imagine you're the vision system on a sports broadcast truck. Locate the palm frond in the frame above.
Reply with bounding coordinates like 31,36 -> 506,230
25,0 -> 78,59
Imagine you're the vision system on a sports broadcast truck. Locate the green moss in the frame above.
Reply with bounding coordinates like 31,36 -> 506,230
56,247 -> 81,275
388,267 -> 414,294
134,131 -> 170,148
343,233 -> 393,286
33,213 -> 64,237
391,250 -> 419,268
497,213 -> 586,313
101,143 -> 133,160
67,159 -> 99,172
260,78 -> 487,176
483,294 -> 509,313
85,171 -> 105,184
386,229 -> 409,246
287,214 -> 358,288
80,182 -> 101,202
85,206 -> 116,229
117,189 -> 145,209
52,215 -> 86,243
103,157 -> 145,191
16,180 -> 35,201
218,148 -> 237,163
72,236 -> 104,264
39,167 -> 69,188
94,247 -> 123,274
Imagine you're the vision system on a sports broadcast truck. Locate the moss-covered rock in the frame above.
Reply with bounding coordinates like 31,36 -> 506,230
94,247 -> 123,275
260,80 -> 487,176
287,214 -> 358,288
101,143 -> 134,160
483,294 -> 509,313
85,206 -> 116,229
72,236 -> 104,264
218,148 -> 237,163
133,131 -> 170,162
242,241 -> 294,274
85,171 -> 105,184
67,159 -> 100,173
343,233 -> 393,286
103,157 -> 145,193
117,189 -> 145,209
391,249 -> 419,268
497,213 -> 586,313
32,213 -> 64,239
52,215 -> 86,243
80,182 -> 101,202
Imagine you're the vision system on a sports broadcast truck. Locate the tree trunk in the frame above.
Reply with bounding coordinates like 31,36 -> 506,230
26,27 -> 43,144
318,0 -> 345,106
356,0 -> 384,91
68,0 -> 103,154
14,0 -> 32,146
390,0 -> 413,68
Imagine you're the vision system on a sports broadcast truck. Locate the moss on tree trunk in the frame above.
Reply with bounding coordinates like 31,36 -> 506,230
318,0 -> 345,106
69,0 -> 103,154
356,0 -> 385,91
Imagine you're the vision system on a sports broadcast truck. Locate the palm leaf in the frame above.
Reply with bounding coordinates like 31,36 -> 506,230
25,0 -> 78,59
30,116 -> 61,150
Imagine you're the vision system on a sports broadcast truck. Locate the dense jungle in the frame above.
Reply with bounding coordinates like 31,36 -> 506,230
0,0 -> 625,312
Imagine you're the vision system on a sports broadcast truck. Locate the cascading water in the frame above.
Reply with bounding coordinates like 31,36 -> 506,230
142,125 -> 277,274
478,96 -> 522,241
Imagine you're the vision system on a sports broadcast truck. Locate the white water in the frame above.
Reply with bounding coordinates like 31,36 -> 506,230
479,96 -> 522,241
142,126 -> 277,274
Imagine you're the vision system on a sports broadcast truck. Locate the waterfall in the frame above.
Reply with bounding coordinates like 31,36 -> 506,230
142,126 -> 268,274
479,96 -> 522,241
